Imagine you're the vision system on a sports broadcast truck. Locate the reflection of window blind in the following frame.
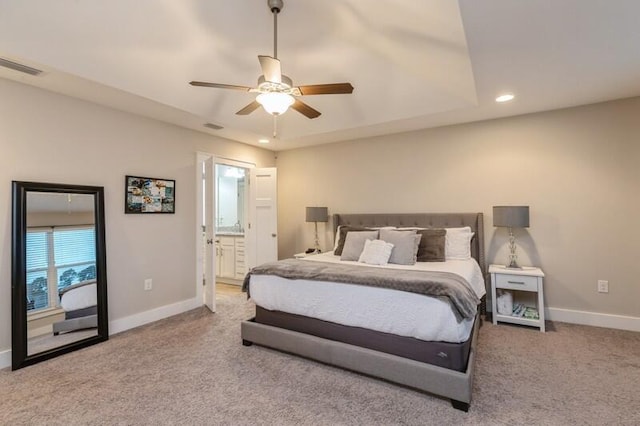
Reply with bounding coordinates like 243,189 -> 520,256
26,231 -> 48,269
26,230 -> 50,311
25,226 -> 96,311
54,228 -> 96,266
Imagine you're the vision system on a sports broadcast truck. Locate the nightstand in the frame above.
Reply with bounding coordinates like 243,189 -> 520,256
294,251 -> 320,259
490,264 -> 546,332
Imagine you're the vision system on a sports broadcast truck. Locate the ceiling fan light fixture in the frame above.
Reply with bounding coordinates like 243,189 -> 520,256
256,92 -> 294,115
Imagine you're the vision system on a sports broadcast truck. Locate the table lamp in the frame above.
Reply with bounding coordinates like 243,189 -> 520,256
493,206 -> 529,269
306,207 -> 328,253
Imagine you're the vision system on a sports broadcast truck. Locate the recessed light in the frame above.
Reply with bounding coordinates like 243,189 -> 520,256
496,93 -> 515,103
258,139 -> 270,144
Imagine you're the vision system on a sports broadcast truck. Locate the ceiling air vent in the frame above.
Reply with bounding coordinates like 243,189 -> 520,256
0,58 -> 43,76
204,123 -> 223,130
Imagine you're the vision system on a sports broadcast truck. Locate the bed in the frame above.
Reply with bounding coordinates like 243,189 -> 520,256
52,280 -> 98,335
241,213 -> 486,411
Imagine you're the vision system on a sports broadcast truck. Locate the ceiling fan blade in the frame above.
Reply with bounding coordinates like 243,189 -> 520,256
190,81 -> 252,91
236,101 -> 262,115
258,55 -> 282,84
297,83 -> 354,95
291,99 -> 321,119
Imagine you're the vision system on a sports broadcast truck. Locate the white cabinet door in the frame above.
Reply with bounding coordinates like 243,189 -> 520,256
219,237 -> 236,278
215,240 -> 222,274
235,237 -> 245,279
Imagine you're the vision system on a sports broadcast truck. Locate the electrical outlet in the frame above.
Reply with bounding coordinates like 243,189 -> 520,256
597,280 -> 609,293
144,278 -> 153,291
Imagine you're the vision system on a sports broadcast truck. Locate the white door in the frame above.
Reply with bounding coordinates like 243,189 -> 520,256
203,156 -> 216,312
246,167 -> 278,269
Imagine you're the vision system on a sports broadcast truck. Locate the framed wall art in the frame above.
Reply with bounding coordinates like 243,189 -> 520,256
125,175 -> 175,214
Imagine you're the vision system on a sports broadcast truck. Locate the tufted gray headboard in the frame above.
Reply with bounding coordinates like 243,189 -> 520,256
333,212 -> 486,277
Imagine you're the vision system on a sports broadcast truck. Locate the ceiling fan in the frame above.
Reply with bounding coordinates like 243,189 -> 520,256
189,0 -> 354,120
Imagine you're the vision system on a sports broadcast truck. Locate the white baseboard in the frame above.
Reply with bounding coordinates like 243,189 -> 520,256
0,349 -> 11,370
109,297 -> 201,335
0,297 -> 202,370
546,307 -> 640,332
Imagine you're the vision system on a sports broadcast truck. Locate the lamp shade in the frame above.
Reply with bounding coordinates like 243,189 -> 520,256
493,206 -> 529,228
306,207 -> 328,223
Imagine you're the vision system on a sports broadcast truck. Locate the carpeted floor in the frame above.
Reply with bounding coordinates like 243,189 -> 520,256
1,293 -> 638,425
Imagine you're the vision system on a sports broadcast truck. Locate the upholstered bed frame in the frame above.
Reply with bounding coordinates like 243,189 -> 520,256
241,212 -> 486,411
52,280 -> 98,336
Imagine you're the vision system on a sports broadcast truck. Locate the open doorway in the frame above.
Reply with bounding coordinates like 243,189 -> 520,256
213,163 -> 248,291
196,154 -> 252,312
196,153 -> 278,312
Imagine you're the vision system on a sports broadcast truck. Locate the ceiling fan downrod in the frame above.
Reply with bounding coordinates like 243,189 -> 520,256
268,0 -> 283,59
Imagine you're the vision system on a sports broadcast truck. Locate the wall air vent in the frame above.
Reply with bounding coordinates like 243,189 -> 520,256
204,123 -> 223,130
0,58 -> 43,76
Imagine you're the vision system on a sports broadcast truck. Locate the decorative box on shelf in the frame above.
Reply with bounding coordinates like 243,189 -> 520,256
489,264 -> 546,332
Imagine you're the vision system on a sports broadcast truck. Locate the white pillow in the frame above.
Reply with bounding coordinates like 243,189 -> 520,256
358,239 -> 394,265
445,227 -> 474,260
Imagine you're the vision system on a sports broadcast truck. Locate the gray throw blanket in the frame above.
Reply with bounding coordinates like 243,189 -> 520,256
243,259 -> 480,321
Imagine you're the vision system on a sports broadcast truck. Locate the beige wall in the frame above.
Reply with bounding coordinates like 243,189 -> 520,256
276,97 -> 640,319
0,78 -> 275,352
27,212 -> 95,227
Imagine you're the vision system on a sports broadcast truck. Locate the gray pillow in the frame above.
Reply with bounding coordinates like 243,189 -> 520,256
379,229 -> 421,265
340,231 -> 379,261
417,229 -> 446,262
334,226 -> 373,255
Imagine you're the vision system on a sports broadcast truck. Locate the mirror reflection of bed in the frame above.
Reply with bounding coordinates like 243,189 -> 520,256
25,192 -> 99,356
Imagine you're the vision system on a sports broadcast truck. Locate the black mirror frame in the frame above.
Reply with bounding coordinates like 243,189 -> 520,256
11,181 -> 109,370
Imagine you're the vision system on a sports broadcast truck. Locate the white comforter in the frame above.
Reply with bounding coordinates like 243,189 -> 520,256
60,283 -> 97,312
249,252 -> 486,343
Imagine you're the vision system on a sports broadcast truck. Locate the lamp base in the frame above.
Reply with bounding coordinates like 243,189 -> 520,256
506,228 -> 522,270
313,221 -> 321,254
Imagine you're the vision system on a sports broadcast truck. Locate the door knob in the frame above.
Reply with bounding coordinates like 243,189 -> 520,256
271,233 -> 277,237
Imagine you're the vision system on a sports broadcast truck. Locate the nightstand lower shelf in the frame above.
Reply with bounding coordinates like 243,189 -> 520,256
494,313 -> 543,329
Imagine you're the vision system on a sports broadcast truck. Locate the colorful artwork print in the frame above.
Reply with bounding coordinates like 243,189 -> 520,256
125,176 -> 175,214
